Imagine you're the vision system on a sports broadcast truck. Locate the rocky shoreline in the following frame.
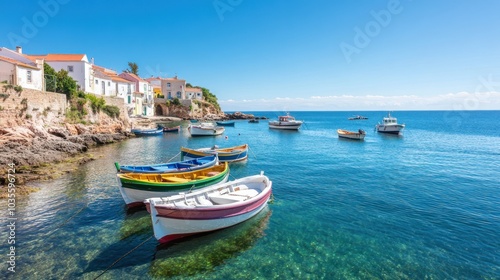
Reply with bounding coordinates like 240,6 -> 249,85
0,121 -> 132,198
0,111 -> 262,198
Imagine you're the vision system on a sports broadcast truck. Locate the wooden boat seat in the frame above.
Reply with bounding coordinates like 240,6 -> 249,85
196,195 -> 214,206
208,193 -> 247,205
161,177 -> 190,183
229,189 -> 259,199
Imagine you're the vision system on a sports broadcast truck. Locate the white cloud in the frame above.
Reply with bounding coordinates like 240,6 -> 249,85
219,92 -> 500,111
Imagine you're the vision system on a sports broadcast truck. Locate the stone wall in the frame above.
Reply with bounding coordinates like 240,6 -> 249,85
0,87 -> 67,128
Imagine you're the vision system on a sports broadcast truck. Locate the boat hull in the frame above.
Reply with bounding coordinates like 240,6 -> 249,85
188,125 -> 225,136
376,124 -> 405,134
152,198 -> 269,243
268,121 -> 302,130
116,163 -> 229,207
180,144 -> 248,163
115,155 -> 217,173
337,129 -> 366,140
117,172 -> 229,207
216,121 -> 235,126
146,174 -> 272,244
131,128 -> 163,136
163,126 -> 180,132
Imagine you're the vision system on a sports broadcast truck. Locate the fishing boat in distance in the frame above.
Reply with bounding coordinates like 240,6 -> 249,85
131,127 -> 163,136
216,121 -> 235,127
188,122 -> 225,136
180,144 -> 248,163
268,113 -> 303,130
337,129 -> 366,140
348,115 -> 368,120
163,125 -> 180,133
114,155 -> 218,173
375,112 -> 405,134
144,172 -> 272,244
116,162 -> 229,207
248,119 -> 259,123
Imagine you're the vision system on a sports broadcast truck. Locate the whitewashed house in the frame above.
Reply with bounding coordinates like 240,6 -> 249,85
185,87 -> 203,100
27,53 -> 95,93
92,65 -> 115,96
0,47 -> 44,91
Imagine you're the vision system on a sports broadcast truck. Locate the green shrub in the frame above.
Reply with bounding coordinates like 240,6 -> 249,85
102,105 -> 120,118
85,94 -> 106,113
172,97 -> 181,106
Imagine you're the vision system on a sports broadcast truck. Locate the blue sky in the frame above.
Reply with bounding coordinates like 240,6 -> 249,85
2,0 -> 500,111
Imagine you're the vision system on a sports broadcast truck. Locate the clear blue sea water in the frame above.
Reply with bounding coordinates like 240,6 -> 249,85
1,111 -> 499,279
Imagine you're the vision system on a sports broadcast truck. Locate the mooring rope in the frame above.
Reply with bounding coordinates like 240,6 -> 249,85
248,146 -> 258,160
46,202 -> 89,237
93,235 -> 154,279
166,151 -> 182,162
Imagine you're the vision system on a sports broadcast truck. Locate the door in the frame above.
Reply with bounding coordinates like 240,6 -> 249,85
101,81 -> 105,95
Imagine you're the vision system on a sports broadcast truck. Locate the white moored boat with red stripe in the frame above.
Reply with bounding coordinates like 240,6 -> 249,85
144,172 -> 272,244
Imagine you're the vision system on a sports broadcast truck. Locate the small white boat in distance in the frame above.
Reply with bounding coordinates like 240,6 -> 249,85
268,113 -> 303,130
144,172 -> 272,244
188,122 -> 225,136
337,129 -> 366,140
375,113 -> 405,134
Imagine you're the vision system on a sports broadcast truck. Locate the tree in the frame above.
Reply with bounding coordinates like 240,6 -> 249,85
44,63 -> 58,92
56,69 -> 77,98
125,62 -> 139,75
44,63 -> 77,98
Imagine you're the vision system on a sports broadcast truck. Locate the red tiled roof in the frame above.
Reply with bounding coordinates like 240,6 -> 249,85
26,54 -> 87,62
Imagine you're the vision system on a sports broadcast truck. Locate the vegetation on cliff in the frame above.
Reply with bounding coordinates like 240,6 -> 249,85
43,63 -> 121,123
186,83 -> 221,112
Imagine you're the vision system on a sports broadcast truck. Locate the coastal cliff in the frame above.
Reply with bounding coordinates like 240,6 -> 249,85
0,88 -> 130,191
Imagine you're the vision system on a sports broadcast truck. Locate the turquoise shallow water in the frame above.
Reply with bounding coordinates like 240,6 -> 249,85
1,111 -> 500,279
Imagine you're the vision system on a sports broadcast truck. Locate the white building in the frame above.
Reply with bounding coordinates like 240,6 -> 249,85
185,87 -> 203,100
92,66 -> 114,96
27,53 -> 95,93
119,72 -> 154,116
0,47 -> 44,91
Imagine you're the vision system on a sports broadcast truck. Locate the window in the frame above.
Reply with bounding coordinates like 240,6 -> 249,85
67,65 -> 74,72
108,81 -> 111,86
167,83 -> 171,88
177,91 -> 181,98
27,70 -> 32,83
95,79 -> 98,84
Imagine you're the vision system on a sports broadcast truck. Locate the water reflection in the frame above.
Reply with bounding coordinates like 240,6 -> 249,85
119,211 -> 151,240
149,206 -> 272,278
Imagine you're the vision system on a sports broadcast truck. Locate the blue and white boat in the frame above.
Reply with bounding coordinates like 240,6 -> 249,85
115,155 -> 218,173
131,127 -> 163,136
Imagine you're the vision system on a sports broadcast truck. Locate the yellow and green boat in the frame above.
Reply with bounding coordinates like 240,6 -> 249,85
116,162 -> 229,207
